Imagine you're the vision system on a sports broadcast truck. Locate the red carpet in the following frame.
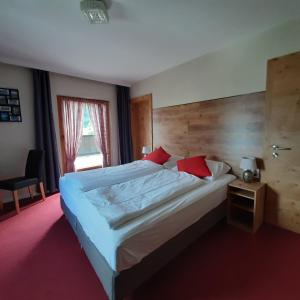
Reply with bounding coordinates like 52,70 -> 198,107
1,194 -> 300,300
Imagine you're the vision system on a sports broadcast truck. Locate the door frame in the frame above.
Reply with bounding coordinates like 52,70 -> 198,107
131,94 -> 153,160
262,51 -> 300,233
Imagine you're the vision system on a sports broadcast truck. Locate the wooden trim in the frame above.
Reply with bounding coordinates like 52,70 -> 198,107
12,190 -> 20,214
131,94 -> 153,149
39,182 -> 46,201
57,95 -> 109,105
57,96 -> 111,174
131,94 -> 153,160
57,96 -> 67,174
153,90 -> 265,110
28,186 -> 34,199
262,51 -> 300,233
76,165 -> 102,172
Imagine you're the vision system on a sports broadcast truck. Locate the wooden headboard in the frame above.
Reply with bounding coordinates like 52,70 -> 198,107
153,92 -> 265,175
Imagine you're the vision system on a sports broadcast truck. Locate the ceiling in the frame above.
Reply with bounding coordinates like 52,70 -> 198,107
0,0 -> 300,86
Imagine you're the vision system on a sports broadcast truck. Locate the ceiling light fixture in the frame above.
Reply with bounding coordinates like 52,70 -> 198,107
80,0 -> 109,24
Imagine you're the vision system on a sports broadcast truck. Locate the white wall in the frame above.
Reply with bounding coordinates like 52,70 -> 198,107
50,73 -> 119,169
0,64 -> 119,203
0,63 -> 35,203
131,19 -> 300,108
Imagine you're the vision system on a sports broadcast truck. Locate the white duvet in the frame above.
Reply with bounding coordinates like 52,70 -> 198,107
84,169 -> 204,228
62,160 -> 163,192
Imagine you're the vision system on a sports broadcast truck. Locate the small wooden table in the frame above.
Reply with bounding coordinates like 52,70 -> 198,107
227,179 -> 266,233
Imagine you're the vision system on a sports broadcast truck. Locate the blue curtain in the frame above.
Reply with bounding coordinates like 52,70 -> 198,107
116,85 -> 133,164
32,69 -> 60,193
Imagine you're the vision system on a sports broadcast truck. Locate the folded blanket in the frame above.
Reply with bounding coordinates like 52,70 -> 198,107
63,160 -> 163,192
84,169 -> 204,228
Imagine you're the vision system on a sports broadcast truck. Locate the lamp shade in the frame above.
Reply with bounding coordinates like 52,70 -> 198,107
142,146 -> 152,155
240,156 -> 257,171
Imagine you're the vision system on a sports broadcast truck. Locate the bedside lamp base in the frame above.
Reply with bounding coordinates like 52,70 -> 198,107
242,170 -> 254,183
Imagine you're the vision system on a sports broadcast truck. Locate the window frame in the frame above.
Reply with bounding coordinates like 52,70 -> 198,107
57,95 -> 111,174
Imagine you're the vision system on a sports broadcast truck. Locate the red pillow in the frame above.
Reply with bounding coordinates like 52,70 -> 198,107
177,156 -> 212,178
143,147 -> 171,165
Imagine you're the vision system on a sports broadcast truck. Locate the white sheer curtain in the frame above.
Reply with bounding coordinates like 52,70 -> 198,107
61,98 -> 85,172
87,102 -> 110,167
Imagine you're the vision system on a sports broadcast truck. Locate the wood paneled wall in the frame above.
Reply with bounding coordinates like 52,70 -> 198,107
153,92 -> 265,175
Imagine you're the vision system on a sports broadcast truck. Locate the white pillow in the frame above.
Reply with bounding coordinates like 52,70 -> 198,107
205,159 -> 231,181
163,155 -> 184,169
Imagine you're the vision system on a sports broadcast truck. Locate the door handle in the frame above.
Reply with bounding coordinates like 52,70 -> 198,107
272,145 -> 292,151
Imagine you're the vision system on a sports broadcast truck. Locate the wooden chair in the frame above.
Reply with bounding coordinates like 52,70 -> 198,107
0,150 -> 46,214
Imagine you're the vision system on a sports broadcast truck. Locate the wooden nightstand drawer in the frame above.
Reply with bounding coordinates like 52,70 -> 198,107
227,179 -> 266,233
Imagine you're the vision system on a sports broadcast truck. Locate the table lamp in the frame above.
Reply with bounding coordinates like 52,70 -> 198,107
142,146 -> 152,157
240,156 -> 257,183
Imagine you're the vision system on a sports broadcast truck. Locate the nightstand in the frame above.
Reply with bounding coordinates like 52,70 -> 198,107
227,179 -> 266,233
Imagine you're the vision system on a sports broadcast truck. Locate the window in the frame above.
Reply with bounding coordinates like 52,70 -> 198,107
74,105 -> 103,171
57,96 -> 110,174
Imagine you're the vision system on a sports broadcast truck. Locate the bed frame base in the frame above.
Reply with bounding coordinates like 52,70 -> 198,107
61,197 -> 227,300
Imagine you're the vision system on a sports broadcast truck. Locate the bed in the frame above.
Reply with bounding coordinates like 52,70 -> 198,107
60,159 -> 163,227
60,164 -> 235,300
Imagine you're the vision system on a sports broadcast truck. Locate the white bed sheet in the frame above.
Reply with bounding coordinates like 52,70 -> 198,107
85,169 -> 203,228
60,173 -> 236,272
62,160 -> 163,192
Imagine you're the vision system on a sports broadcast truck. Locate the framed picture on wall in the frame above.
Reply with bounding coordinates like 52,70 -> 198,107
0,111 -> 10,121
7,99 -> 19,105
10,89 -> 19,99
10,115 -> 21,122
0,95 -> 7,105
0,106 -> 11,112
12,106 -> 20,114
0,88 -> 10,96
0,88 -> 22,122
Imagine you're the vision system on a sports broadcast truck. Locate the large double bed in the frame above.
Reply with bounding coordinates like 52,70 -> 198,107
60,159 -> 235,300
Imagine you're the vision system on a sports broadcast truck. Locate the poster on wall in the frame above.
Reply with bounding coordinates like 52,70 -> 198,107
0,88 -> 22,122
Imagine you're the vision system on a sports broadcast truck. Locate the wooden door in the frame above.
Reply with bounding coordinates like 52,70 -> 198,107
263,52 -> 300,233
131,94 -> 153,160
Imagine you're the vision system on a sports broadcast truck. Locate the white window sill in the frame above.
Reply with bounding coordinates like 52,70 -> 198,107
74,153 -> 103,171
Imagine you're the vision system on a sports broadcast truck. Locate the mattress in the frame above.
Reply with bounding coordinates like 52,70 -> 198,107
60,173 -> 236,272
